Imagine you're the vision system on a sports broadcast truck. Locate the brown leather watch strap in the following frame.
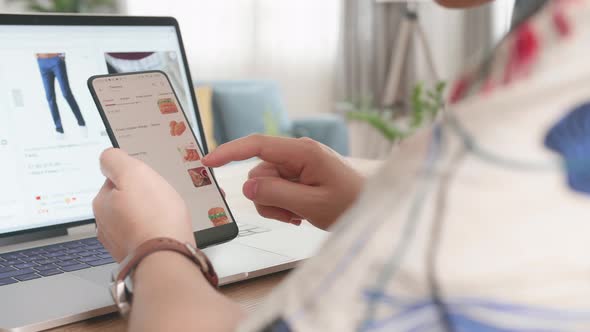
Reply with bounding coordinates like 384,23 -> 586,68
111,237 -> 218,316
116,237 -> 217,286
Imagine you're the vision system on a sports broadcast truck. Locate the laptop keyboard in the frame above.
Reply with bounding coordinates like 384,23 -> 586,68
0,237 -> 114,287
0,225 -> 271,286
237,223 -> 271,238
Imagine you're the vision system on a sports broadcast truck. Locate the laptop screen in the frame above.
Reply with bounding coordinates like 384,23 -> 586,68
0,24 -> 202,235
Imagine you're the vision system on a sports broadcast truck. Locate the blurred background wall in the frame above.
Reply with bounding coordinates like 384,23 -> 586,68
0,0 -> 516,158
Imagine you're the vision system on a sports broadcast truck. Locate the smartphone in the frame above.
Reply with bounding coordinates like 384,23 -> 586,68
87,70 -> 238,248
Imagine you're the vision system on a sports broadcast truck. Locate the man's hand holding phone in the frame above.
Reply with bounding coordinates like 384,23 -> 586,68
93,148 -> 195,261
89,71 -> 238,248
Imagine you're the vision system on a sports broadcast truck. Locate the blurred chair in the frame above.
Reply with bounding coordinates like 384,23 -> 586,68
195,80 -> 349,155
194,85 -> 218,150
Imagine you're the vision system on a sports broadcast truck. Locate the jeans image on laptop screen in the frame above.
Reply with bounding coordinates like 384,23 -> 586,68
36,53 -> 86,134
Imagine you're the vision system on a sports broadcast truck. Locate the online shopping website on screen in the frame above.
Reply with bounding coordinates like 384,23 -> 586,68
92,73 -> 233,231
0,26 -> 201,234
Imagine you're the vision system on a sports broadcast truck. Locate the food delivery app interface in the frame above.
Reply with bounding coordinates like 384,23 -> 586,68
91,72 -> 233,231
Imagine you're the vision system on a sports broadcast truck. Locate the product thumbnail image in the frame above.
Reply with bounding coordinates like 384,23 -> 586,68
169,120 -> 186,136
36,52 -> 86,134
188,167 -> 211,188
208,207 -> 230,226
158,98 -> 178,114
178,143 -> 200,162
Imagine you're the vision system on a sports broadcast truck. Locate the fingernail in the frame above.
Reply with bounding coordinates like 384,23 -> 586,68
201,155 -> 210,164
290,219 -> 302,226
243,179 -> 257,200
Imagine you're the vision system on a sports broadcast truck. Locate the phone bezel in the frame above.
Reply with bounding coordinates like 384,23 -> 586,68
88,70 -> 238,248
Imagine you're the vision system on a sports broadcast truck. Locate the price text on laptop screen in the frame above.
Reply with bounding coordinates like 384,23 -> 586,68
0,25 -> 202,235
91,72 -> 234,231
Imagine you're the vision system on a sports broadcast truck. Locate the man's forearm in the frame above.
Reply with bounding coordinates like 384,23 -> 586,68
130,251 -> 245,332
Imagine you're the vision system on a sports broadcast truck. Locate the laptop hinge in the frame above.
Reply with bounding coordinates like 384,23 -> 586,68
0,227 -> 68,247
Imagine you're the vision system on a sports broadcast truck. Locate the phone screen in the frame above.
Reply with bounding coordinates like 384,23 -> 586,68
89,71 -> 234,233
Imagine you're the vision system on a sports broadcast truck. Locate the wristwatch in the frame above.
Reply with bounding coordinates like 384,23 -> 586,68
110,237 -> 218,317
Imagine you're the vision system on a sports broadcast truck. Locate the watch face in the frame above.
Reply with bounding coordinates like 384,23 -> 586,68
111,279 -> 131,317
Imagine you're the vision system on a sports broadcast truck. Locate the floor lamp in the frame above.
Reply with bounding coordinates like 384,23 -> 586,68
378,1 -> 440,107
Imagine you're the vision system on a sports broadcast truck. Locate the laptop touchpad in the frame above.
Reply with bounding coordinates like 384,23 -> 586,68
204,242 -> 293,278
235,228 -> 327,260
73,263 -> 116,287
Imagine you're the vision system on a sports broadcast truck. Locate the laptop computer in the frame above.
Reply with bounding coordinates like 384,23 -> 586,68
0,14 -> 327,331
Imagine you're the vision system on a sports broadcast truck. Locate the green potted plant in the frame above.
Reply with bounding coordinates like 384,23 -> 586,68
9,0 -> 118,13
344,81 -> 446,158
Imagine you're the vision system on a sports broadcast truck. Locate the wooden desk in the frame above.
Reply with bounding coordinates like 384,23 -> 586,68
49,271 -> 289,332
48,158 -> 382,332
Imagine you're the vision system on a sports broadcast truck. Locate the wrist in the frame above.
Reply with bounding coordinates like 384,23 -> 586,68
111,238 -> 218,316
126,233 -> 196,261
134,250 -> 206,285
